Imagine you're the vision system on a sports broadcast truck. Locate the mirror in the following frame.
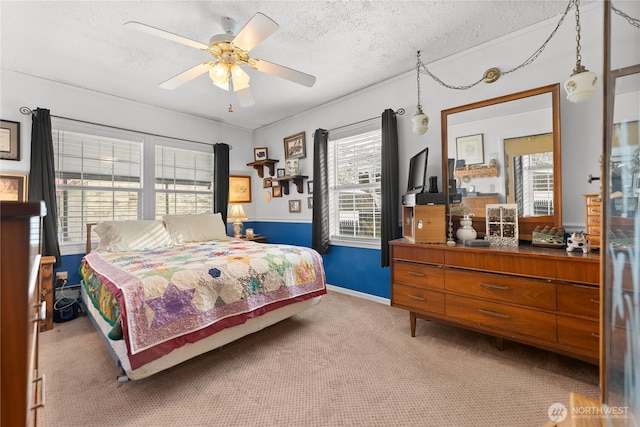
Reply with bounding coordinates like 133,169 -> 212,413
609,65 -> 640,217
441,84 -> 562,240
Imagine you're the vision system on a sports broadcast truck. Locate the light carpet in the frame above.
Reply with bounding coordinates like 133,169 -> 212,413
38,290 -> 599,427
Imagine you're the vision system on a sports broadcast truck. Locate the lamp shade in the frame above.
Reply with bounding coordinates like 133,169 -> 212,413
564,67 -> 597,103
412,108 -> 429,135
209,62 -> 230,90
228,204 -> 248,221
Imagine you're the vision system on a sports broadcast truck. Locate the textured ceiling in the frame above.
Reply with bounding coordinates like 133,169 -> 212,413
1,1 -> 577,130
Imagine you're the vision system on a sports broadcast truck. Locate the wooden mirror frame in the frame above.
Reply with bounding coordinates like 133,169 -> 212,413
441,84 -> 562,240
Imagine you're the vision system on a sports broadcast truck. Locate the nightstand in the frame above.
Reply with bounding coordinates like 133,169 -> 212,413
240,235 -> 267,243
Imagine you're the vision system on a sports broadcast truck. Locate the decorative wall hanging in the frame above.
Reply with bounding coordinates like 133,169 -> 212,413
228,175 -> 252,203
486,204 -> 519,246
456,134 -> 484,165
0,173 -> 28,201
284,132 -> 306,159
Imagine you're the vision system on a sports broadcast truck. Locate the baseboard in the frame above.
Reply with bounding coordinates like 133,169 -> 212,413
326,284 -> 390,306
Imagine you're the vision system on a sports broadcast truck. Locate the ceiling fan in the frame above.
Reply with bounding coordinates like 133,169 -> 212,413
124,13 -> 316,108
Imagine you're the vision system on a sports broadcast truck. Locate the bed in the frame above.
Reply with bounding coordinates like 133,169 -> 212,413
79,213 -> 327,381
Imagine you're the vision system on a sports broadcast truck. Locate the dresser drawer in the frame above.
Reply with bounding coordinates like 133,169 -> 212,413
586,224 -> 601,235
557,316 -> 599,351
585,195 -> 602,206
445,294 -> 557,341
393,261 -> 444,290
587,216 -> 601,226
587,205 -> 602,216
557,284 -> 599,318
444,269 -> 556,310
392,284 -> 445,315
392,245 -> 444,265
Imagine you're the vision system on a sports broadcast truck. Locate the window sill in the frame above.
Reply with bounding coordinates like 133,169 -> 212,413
329,238 -> 380,250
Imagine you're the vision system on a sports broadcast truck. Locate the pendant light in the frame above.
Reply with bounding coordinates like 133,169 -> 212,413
412,51 -> 429,135
564,0 -> 597,103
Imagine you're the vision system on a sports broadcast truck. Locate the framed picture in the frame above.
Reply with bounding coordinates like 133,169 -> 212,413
254,147 -> 268,161
456,134 -> 484,165
307,197 -> 313,209
0,120 -> 20,161
284,131 -> 306,159
289,199 -> 301,213
285,158 -> 299,176
272,186 -> 282,198
307,180 -> 313,194
228,175 -> 252,203
0,173 -> 28,201
277,168 -> 285,178
263,177 -> 272,188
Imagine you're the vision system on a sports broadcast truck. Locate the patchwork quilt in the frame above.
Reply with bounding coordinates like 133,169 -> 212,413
81,240 -> 326,368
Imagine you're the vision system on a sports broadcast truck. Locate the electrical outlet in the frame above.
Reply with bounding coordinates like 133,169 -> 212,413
56,271 -> 68,281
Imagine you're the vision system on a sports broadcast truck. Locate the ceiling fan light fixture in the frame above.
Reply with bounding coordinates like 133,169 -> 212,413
209,62 -> 230,90
230,65 -> 250,91
412,51 -> 428,135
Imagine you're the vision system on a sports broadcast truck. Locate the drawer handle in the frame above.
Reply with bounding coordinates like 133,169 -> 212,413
31,374 -> 45,410
32,302 -> 46,323
592,208 -> 601,213
591,333 -> 600,339
479,309 -> 511,319
479,282 -> 510,291
589,299 -> 600,304
408,295 -> 426,301
407,271 -> 426,278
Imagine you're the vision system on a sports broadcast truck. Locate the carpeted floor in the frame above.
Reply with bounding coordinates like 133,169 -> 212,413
38,290 -> 599,427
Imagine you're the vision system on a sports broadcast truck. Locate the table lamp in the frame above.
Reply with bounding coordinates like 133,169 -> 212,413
228,204 -> 248,238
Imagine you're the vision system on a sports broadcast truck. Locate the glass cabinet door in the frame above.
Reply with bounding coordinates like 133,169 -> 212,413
602,1 -> 640,423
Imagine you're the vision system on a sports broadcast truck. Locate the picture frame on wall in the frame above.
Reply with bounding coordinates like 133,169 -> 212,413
254,147 -> 268,161
0,173 -> 28,201
307,180 -> 313,194
456,134 -> 484,165
277,168 -> 285,178
289,199 -> 301,213
0,120 -> 20,161
263,177 -> 272,188
308,197 -> 313,209
285,158 -> 299,176
283,131 -> 306,159
273,186 -> 282,198
228,175 -> 252,203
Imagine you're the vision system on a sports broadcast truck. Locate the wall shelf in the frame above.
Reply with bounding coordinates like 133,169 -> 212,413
454,165 -> 499,179
271,175 -> 309,195
247,159 -> 279,178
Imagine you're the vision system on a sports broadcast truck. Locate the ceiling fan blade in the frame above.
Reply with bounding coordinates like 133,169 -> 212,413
159,63 -> 211,90
235,87 -> 255,107
232,13 -> 279,52
251,59 -> 316,87
124,21 -> 208,50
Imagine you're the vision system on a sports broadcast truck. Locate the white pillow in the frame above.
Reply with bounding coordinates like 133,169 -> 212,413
94,220 -> 172,252
162,213 -> 228,243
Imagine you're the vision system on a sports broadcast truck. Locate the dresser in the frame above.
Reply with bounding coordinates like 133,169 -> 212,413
1,201 -> 47,427
390,239 -> 600,364
584,193 -> 602,249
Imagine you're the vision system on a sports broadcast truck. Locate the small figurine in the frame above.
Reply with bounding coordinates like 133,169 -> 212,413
566,231 -> 590,253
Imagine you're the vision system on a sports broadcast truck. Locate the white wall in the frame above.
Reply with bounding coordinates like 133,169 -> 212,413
252,2 -> 607,231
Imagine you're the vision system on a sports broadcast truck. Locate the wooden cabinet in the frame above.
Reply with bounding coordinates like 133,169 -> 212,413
39,256 -> 56,332
584,193 -> 602,249
390,239 -> 600,364
1,201 -> 47,427
401,205 -> 446,243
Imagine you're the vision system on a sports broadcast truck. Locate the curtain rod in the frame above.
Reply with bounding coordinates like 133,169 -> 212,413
327,108 -> 405,133
19,106 -> 233,150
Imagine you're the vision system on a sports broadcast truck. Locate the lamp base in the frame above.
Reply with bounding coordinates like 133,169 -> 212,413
233,221 -> 243,238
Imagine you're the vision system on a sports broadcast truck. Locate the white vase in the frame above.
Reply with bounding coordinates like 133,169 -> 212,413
456,215 -> 477,241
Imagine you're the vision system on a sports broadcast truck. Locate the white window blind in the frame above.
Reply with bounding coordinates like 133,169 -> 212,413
154,145 -> 213,218
53,129 -> 143,244
328,122 -> 382,244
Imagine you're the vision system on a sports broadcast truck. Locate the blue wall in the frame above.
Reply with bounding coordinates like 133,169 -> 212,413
59,221 -> 391,299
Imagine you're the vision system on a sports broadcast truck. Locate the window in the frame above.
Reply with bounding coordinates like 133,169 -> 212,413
52,119 -> 214,252
53,127 -> 143,245
328,123 -> 382,246
154,145 -> 213,218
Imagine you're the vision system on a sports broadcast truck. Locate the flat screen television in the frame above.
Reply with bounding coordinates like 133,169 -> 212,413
407,147 -> 428,193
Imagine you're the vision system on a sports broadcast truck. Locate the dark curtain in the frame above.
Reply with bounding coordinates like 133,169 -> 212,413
380,109 -> 400,267
311,129 -> 330,254
28,108 -> 61,267
213,143 -> 230,224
